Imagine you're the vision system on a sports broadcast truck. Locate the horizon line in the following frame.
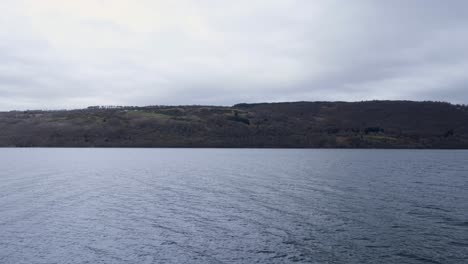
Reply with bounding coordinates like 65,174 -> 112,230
2,99 -> 466,113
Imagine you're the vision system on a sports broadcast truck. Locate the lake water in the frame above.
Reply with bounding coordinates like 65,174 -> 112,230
0,149 -> 467,263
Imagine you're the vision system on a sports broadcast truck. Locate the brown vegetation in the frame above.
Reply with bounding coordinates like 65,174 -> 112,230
1,101 -> 467,148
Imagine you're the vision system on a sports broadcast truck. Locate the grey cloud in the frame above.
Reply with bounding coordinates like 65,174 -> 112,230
0,0 -> 468,110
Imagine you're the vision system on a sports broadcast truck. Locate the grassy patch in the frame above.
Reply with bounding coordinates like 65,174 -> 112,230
366,135 -> 398,142
126,111 -> 171,119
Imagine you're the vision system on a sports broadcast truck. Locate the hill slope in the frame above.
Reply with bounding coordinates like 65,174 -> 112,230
1,101 -> 468,148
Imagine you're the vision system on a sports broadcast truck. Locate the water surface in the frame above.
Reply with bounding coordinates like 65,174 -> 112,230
0,149 -> 467,263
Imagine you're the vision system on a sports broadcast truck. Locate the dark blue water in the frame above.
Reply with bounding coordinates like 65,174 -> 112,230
0,149 -> 467,263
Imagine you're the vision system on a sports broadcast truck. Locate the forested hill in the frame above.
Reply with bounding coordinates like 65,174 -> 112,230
1,101 -> 468,148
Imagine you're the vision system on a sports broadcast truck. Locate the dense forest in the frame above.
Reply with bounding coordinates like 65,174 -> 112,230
1,101 -> 468,148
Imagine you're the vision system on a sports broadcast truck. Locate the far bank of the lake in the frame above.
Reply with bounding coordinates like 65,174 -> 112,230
1,101 -> 468,148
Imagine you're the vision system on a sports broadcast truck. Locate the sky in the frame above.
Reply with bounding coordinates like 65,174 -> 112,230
1,0 -> 468,110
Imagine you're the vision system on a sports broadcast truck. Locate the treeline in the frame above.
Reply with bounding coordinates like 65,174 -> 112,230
1,100 -> 468,148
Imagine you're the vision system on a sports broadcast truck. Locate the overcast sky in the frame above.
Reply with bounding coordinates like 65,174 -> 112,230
1,0 -> 468,110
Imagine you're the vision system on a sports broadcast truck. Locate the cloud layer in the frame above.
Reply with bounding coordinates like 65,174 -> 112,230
1,0 -> 468,110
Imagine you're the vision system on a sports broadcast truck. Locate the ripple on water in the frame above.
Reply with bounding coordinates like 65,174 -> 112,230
0,149 -> 467,264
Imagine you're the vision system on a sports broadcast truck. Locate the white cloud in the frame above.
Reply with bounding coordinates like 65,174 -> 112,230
0,0 -> 468,110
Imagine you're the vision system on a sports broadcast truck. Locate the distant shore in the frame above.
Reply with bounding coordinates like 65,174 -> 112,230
1,101 -> 467,149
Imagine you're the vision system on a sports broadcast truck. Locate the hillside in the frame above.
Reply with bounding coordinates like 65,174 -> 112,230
1,101 -> 468,148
